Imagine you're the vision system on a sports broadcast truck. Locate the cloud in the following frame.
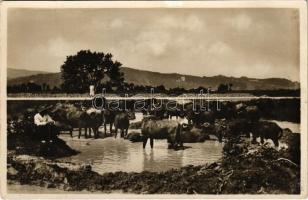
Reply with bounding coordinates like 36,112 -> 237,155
87,18 -> 124,31
118,30 -> 171,57
46,37 -> 81,58
208,41 -> 232,55
118,15 -> 204,58
32,37 -> 93,69
110,19 -> 123,28
159,15 -> 204,32
226,14 -> 252,31
182,15 -> 204,32
8,9 -> 299,81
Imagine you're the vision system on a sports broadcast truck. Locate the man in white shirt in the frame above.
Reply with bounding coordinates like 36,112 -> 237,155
34,105 -> 56,141
34,112 -> 55,126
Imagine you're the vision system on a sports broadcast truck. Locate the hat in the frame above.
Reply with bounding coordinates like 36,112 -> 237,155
37,105 -> 53,113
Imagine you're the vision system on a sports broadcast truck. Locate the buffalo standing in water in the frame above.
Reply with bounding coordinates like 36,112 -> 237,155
86,108 -> 104,138
51,103 -> 103,138
51,103 -> 88,138
251,121 -> 283,147
141,117 -> 183,149
114,112 -> 130,138
103,109 -> 115,136
114,110 -> 136,138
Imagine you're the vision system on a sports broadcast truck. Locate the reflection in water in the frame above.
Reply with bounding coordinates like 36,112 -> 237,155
143,150 -> 154,172
59,135 -> 223,174
142,145 -> 185,172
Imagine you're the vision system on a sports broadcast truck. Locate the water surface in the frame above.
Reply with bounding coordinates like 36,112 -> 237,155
59,135 -> 223,174
269,120 -> 300,133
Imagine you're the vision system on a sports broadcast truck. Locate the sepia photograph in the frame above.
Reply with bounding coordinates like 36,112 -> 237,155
1,1 -> 307,198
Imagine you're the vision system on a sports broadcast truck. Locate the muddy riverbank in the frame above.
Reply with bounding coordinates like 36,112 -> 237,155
7,121 -> 78,159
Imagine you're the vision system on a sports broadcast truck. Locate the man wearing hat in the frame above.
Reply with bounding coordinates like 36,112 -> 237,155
34,105 -> 56,141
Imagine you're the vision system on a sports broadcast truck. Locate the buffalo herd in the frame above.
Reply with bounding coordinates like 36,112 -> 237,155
50,103 -> 135,139
26,100 -> 284,148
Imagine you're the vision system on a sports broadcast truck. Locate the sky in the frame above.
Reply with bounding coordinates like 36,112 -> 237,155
8,8 -> 299,81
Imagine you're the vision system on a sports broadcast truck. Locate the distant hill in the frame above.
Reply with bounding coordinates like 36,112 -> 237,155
121,68 -> 300,90
7,68 -> 50,80
7,67 -> 300,90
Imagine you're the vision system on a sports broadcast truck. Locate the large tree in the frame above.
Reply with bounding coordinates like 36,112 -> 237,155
61,50 -> 124,93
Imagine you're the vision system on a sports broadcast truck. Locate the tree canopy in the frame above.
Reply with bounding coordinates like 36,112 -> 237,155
61,50 -> 124,93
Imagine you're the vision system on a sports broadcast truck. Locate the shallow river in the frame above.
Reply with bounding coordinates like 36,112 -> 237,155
267,120 -> 300,133
58,113 -> 224,174
58,113 -> 300,175
59,135 -> 223,174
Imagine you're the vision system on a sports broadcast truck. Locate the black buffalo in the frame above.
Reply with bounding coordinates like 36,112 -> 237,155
114,112 -> 130,138
251,121 -> 283,147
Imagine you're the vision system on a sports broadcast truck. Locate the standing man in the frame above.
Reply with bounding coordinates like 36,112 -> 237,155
34,105 -> 56,142
89,85 -> 95,96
